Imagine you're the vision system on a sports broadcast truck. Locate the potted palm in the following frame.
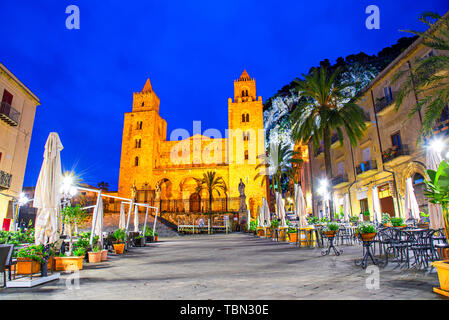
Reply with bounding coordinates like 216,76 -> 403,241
425,160 -> 449,297
113,229 -> 126,254
54,205 -> 87,271
356,222 -> 377,242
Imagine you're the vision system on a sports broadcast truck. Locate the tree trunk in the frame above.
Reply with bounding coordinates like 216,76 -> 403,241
323,126 -> 334,220
208,194 -> 212,235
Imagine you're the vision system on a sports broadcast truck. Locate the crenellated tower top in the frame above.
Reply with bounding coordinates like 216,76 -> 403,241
132,78 -> 160,112
233,70 -> 260,102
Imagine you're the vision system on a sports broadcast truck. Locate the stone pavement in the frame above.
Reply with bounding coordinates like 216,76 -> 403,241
1,233 -> 446,300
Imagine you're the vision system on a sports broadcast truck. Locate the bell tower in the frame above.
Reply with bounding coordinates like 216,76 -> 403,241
227,70 -> 266,218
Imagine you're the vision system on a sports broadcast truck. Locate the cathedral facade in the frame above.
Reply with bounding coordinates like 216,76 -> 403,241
118,70 -> 267,217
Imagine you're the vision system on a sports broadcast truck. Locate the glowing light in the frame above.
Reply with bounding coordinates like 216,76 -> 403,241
18,193 -> 29,206
430,138 -> 445,154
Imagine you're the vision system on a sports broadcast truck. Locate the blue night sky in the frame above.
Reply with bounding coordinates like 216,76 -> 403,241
1,1 -> 448,190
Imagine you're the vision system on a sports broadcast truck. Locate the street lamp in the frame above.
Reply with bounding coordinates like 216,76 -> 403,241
317,178 -> 330,219
430,137 -> 445,154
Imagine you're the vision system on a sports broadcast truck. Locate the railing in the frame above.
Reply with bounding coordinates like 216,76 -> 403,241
331,174 -> 348,186
356,160 -> 377,175
0,170 -> 12,189
382,144 -> 410,163
0,102 -> 20,126
374,92 -> 397,113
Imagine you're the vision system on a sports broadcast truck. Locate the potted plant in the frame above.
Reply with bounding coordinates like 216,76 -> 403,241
323,221 -> 339,238
390,217 -> 406,228
113,229 -> 126,254
307,216 -> 319,225
418,211 -> 430,229
349,216 -> 359,226
16,244 -> 44,275
425,161 -> 449,297
362,210 -> 371,221
87,244 -> 102,263
133,234 -> 145,247
288,227 -> 298,243
356,222 -> 377,242
54,205 -> 87,271
381,213 -> 392,227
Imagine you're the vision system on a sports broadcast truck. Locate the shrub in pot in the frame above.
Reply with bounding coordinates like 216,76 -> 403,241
356,222 -> 377,242
88,244 -> 102,263
288,227 -> 298,243
16,244 -> 44,275
390,217 -> 406,228
113,229 -> 126,254
323,221 -> 339,238
418,211 -> 430,229
381,213 -> 392,227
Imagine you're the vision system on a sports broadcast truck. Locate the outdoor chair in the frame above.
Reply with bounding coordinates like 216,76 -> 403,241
0,246 -> 11,288
409,229 -> 438,269
385,229 -> 413,268
337,226 -> 353,246
0,244 -> 16,283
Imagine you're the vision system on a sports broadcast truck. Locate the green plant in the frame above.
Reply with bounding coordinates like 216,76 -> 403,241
17,244 -> 45,264
320,217 -> 329,224
390,217 -> 405,227
425,160 -> 449,240
91,245 -> 101,253
324,221 -> 339,232
144,228 -> 158,237
363,210 -> 370,217
270,219 -> 280,229
113,229 -> 126,243
249,220 -> 258,232
73,248 -> 85,257
349,216 -> 359,224
381,213 -> 391,225
307,216 -> 319,225
357,222 -> 377,234
62,205 -> 87,256
288,227 -> 297,234
420,211 -> 430,223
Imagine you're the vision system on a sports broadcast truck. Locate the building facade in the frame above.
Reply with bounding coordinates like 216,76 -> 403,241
308,21 -> 448,221
0,63 -> 40,229
118,70 -> 267,217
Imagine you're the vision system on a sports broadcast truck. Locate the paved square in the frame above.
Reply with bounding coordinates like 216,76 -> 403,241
1,233 -> 446,300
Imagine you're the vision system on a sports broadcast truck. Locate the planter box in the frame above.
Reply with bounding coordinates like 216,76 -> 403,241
16,258 -> 41,275
88,251 -> 102,263
257,229 -> 265,237
133,237 -> 145,247
288,232 -> 298,243
113,243 -> 125,254
54,256 -> 84,271
431,261 -> 449,298
101,250 -> 108,261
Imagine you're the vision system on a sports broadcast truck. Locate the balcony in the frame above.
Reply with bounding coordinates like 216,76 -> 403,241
0,170 -> 12,190
331,174 -> 348,187
0,102 -> 20,126
356,160 -> 377,176
374,92 -> 397,114
382,144 -> 410,163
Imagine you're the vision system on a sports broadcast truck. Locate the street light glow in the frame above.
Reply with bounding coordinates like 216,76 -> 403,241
430,138 -> 445,154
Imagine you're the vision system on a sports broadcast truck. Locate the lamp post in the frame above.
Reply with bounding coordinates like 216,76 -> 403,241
60,173 -> 78,235
317,178 -> 330,220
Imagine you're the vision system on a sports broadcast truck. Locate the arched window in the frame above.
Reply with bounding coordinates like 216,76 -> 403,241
142,102 -> 145,107
246,113 -> 250,122
137,121 -> 143,130
413,173 -> 424,185
242,90 -> 245,97
135,156 -> 139,167
242,114 -> 246,123
246,90 -> 249,97
135,139 -> 142,148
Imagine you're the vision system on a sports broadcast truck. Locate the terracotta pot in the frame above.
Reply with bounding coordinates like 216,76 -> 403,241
360,232 -> 377,242
101,249 -> 108,261
431,261 -> 449,297
418,223 -> 429,229
154,236 -> 158,242
16,258 -> 41,275
288,232 -> 298,243
88,251 -> 102,263
113,243 -> 125,254
257,229 -> 265,237
323,230 -> 336,238
54,256 -> 84,271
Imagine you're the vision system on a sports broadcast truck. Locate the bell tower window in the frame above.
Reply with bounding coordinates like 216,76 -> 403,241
135,157 -> 140,167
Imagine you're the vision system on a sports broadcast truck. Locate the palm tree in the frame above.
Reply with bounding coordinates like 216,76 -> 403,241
97,181 -> 110,191
195,171 -> 227,234
290,67 -> 367,219
255,141 -> 300,194
392,12 -> 449,139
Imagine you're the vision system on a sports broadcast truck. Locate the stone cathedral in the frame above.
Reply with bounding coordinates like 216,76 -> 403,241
118,70 -> 267,217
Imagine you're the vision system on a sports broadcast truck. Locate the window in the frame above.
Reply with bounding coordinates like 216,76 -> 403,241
135,139 -> 142,148
362,148 -> 371,162
0,152 -> 2,165
245,90 -> 248,97
142,102 -> 145,107
413,173 -> 424,185
242,90 -> 245,97
137,121 -> 143,130
391,132 -> 402,148
384,86 -> 393,101
246,114 -> 249,122
135,157 -> 139,167
337,162 -> 344,176
242,113 -> 249,123
243,132 -> 250,141
244,150 -> 249,160
1,90 -> 13,106
242,114 -> 246,122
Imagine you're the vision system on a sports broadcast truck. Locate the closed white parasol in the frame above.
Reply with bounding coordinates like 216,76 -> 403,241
34,133 -> 64,245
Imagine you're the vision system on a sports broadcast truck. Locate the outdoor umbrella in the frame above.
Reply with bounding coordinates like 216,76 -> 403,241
294,184 -> 307,227
247,209 -> 251,230
263,197 -> 271,227
93,194 -> 104,241
276,192 -> 287,227
426,148 -> 445,230
34,132 -> 64,246
119,202 -> 126,229
343,193 -> 350,223
134,204 -> 139,232
404,177 -> 420,221
257,205 -> 264,227
372,186 -> 382,224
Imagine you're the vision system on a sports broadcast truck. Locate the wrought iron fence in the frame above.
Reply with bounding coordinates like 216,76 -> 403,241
0,170 -> 12,189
